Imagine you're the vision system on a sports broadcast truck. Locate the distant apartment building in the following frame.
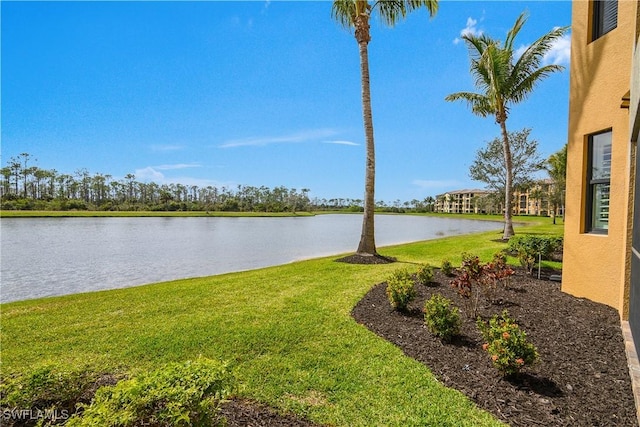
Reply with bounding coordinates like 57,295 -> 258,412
436,181 -> 560,217
434,189 -> 492,214
513,180 -> 560,217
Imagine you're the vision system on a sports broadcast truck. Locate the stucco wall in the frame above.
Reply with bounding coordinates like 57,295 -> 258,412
562,0 -> 636,313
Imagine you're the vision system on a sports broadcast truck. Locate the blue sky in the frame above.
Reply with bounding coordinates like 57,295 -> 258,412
1,1 -> 571,203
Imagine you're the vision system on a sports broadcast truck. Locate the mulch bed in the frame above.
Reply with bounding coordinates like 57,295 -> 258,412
219,398 -> 322,427
335,253 -> 397,264
352,268 -> 639,426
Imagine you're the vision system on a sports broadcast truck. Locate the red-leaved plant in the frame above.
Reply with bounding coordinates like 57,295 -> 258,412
450,252 -> 515,318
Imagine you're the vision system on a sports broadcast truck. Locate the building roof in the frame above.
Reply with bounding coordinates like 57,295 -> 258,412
435,189 -> 490,198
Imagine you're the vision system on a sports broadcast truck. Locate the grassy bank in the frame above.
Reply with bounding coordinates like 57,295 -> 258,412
0,218 -> 563,425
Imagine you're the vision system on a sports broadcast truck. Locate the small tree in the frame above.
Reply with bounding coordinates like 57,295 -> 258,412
469,128 -> 546,214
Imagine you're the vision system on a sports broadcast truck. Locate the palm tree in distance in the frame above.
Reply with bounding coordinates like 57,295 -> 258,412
332,0 -> 438,257
446,12 -> 568,240
547,143 -> 567,224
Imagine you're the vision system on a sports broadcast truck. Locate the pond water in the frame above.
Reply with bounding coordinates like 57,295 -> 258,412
0,214 -> 501,303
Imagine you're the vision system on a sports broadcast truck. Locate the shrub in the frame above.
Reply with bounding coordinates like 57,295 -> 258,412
451,253 -> 516,317
0,364 -> 100,416
66,358 -> 235,427
507,235 -> 562,273
477,311 -> 538,376
416,264 -> 435,286
450,254 -> 484,318
441,259 -> 455,277
385,269 -> 416,311
481,252 -> 516,297
424,294 -> 461,342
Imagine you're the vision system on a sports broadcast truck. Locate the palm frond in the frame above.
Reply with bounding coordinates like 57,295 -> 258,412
445,92 -> 494,118
508,65 -> 564,104
450,12 -> 567,122
372,0 -> 438,26
462,33 -> 492,59
504,12 -> 528,50
375,0 -> 406,26
331,0 -> 358,29
405,0 -> 438,16
511,25 -> 568,85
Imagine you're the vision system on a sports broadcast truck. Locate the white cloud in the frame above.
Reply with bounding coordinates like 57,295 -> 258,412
543,32 -> 571,66
454,17 -> 483,45
134,167 -> 166,182
134,164 -> 202,182
133,166 -> 223,188
322,140 -> 360,146
514,44 -> 529,61
219,128 -> 339,148
513,32 -> 571,66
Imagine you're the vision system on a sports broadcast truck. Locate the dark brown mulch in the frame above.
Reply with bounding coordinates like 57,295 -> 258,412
352,268 -> 639,426
218,398 -> 322,427
335,253 -> 397,264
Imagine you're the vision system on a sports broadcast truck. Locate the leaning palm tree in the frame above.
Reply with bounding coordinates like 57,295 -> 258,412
446,12 -> 568,240
332,0 -> 438,257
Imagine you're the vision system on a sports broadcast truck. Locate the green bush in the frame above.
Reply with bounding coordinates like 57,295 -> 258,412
0,364 -> 99,414
66,358 -> 235,427
416,264 -> 435,286
424,294 -> 461,342
477,311 -> 538,376
385,269 -> 416,311
441,259 -> 455,277
507,235 -> 562,273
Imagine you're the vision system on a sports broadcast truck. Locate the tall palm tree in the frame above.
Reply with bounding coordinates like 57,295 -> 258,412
446,12 -> 568,240
332,0 -> 438,256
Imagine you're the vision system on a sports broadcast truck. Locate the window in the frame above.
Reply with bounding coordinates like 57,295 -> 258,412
586,131 -> 612,233
592,0 -> 618,41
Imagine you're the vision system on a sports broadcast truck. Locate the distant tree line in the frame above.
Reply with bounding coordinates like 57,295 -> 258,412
0,153 -> 436,213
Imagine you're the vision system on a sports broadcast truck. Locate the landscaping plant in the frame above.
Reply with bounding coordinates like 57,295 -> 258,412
416,263 -> 435,286
507,235 -> 562,274
441,259 -> 455,277
385,268 -> 416,311
477,310 -> 538,376
424,294 -> 461,342
450,253 -> 485,318
489,252 -> 514,286
451,252 -> 515,317
65,358 -> 235,427
481,252 -> 516,298
0,364 -> 103,419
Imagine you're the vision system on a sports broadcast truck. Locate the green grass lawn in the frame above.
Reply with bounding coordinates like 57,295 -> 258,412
0,217 -> 563,426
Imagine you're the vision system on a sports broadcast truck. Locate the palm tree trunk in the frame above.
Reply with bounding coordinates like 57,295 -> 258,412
355,19 -> 377,256
499,118 -> 515,240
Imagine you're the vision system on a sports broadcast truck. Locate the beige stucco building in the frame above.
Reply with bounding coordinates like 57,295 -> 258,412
435,182 -> 557,217
434,189 -> 491,214
563,0 -> 640,333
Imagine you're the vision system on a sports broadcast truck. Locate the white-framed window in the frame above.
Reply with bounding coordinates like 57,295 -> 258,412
586,130 -> 612,233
